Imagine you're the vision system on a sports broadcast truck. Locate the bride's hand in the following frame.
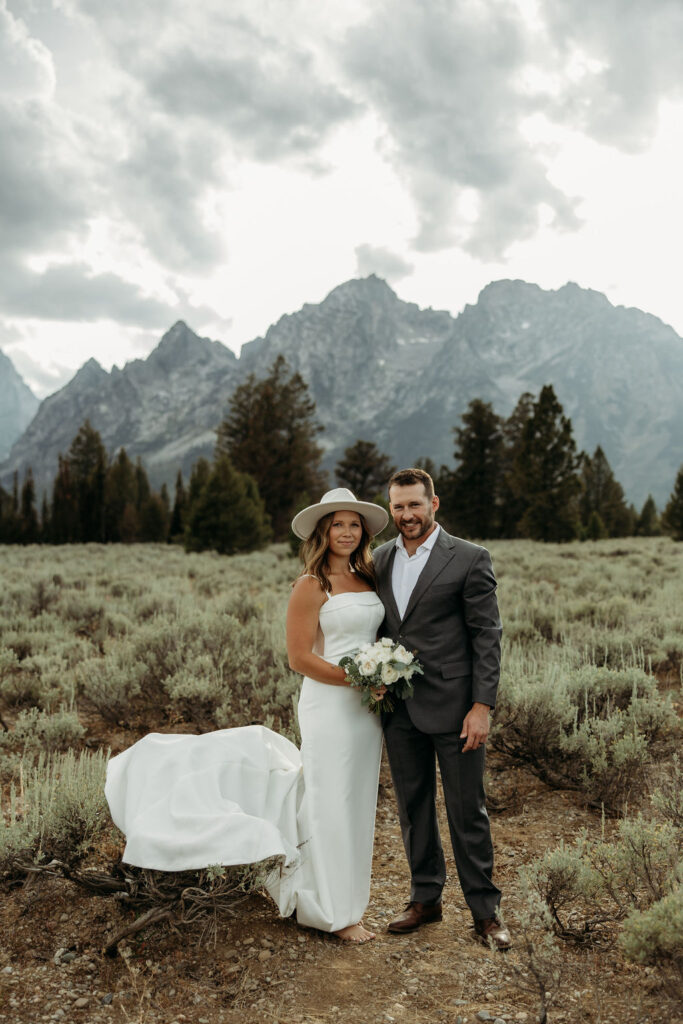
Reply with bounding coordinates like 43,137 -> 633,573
370,684 -> 387,701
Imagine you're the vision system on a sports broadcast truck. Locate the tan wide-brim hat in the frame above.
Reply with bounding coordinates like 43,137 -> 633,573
291,488 -> 389,540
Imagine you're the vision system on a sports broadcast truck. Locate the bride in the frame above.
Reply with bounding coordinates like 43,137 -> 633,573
105,488 -> 388,944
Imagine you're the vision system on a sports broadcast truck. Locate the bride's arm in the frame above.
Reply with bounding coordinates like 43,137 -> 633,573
286,577 -> 349,686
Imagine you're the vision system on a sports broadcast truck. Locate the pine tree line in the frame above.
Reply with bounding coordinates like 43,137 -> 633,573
331,387 -> 683,543
422,387 -> 681,542
1,362 -> 682,549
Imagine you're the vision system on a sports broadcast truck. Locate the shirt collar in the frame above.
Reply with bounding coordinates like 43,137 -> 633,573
395,523 -> 441,556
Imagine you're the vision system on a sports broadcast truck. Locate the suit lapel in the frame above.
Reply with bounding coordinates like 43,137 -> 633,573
401,529 -> 458,624
376,544 -> 401,624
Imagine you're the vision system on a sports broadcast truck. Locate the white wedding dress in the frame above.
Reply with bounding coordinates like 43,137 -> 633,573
105,590 -> 385,933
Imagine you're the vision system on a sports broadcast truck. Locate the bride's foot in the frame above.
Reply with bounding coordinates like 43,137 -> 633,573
333,921 -> 376,944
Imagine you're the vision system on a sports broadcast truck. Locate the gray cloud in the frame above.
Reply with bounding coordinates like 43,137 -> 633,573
542,0 -> 683,151
0,259 -> 214,327
2,343 -> 73,397
0,99 -> 91,255
341,0 -> 683,259
146,46 -> 358,161
355,244 -> 413,282
343,1 -> 581,257
111,115 -> 227,272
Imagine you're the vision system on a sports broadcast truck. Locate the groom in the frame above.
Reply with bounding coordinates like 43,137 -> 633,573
373,467 -> 510,949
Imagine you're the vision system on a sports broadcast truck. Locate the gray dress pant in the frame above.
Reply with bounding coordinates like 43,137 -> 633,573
383,700 -> 501,921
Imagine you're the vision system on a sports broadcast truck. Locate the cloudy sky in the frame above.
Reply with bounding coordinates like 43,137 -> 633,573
2,0 -> 683,397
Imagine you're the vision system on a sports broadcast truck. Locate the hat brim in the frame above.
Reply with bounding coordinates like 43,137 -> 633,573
291,499 -> 389,540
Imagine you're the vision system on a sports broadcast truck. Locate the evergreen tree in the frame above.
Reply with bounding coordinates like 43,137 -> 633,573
19,468 -> 39,544
215,355 -> 326,539
168,470 -> 187,542
0,473 -> 20,542
662,465 -> 683,541
446,399 -> 504,539
510,385 -> 581,542
0,482 -> 12,543
139,493 -> 169,542
636,495 -> 661,536
104,449 -> 137,542
51,455 -> 79,543
184,456 -> 271,555
187,458 -> 211,509
499,392 -> 535,537
335,440 -> 395,500
40,492 -> 50,541
134,458 -> 151,513
586,510 -> 607,540
68,420 -> 107,542
579,446 -> 633,537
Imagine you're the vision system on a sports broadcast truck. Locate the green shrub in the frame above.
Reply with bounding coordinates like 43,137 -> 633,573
0,749 -> 112,875
492,662 -> 678,810
0,706 -> 84,754
522,814 -> 681,942
619,887 -> 683,999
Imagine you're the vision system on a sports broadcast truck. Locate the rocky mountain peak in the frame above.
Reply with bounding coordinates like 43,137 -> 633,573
144,321 -> 236,378
69,357 -> 107,387
0,350 -> 40,461
321,274 -> 400,310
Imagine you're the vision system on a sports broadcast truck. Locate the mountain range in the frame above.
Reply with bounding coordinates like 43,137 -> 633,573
2,276 -> 682,507
0,350 -> 40,463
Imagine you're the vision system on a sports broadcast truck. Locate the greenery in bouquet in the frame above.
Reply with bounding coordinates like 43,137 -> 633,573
339,638 -> 423,714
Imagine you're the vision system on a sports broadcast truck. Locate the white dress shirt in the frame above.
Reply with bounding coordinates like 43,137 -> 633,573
391,525 -> 441,620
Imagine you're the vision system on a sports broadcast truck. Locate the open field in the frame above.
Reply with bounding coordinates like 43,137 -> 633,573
0,538 -> 681,1024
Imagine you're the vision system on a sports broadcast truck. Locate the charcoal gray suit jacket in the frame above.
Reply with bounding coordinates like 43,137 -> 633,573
373,527 -> 502,734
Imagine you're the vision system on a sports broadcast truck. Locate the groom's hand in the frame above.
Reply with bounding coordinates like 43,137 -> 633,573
460,702 -> 491,752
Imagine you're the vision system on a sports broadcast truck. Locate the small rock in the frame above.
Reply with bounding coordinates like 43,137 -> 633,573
101,994 -> 113,1005
61,952 -> 77,964
514,1015 -> 528,1022
73,997 -> 90,1009
243,937 -> 254,945
452,1000 -> 467,1006
261,938 -> 274,948
1,966 -> 12,975
258,950 -> 272,961
60,913 -> 69,922
477,1013 -> 493,1022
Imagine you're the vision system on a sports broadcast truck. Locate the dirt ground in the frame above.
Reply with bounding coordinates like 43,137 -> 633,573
1,745 -> 680,1024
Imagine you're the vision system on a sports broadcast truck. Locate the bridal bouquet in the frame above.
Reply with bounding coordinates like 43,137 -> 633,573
339,638 -> 423,714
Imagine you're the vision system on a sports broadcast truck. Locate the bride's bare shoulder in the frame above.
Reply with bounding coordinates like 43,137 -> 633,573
290,574 -> 326,603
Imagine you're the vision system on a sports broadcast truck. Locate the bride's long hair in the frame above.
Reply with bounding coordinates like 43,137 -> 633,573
296,512 -> 376,593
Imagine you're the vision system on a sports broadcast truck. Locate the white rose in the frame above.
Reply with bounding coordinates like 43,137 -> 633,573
381,663 -> 400,684
376,646 -> 394,664
393,645 -> 414,665
380,637 -> 394,647
358,656 -> 379,676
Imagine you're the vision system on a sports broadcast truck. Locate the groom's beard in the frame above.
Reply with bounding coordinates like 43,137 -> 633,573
396,512 -> 434,543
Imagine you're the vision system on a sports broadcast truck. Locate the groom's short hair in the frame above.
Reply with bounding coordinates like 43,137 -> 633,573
388,468 -> 435,500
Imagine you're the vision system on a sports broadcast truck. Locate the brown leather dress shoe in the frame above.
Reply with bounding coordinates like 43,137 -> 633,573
473,916 -> 511,950
387,901 -> 443,934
